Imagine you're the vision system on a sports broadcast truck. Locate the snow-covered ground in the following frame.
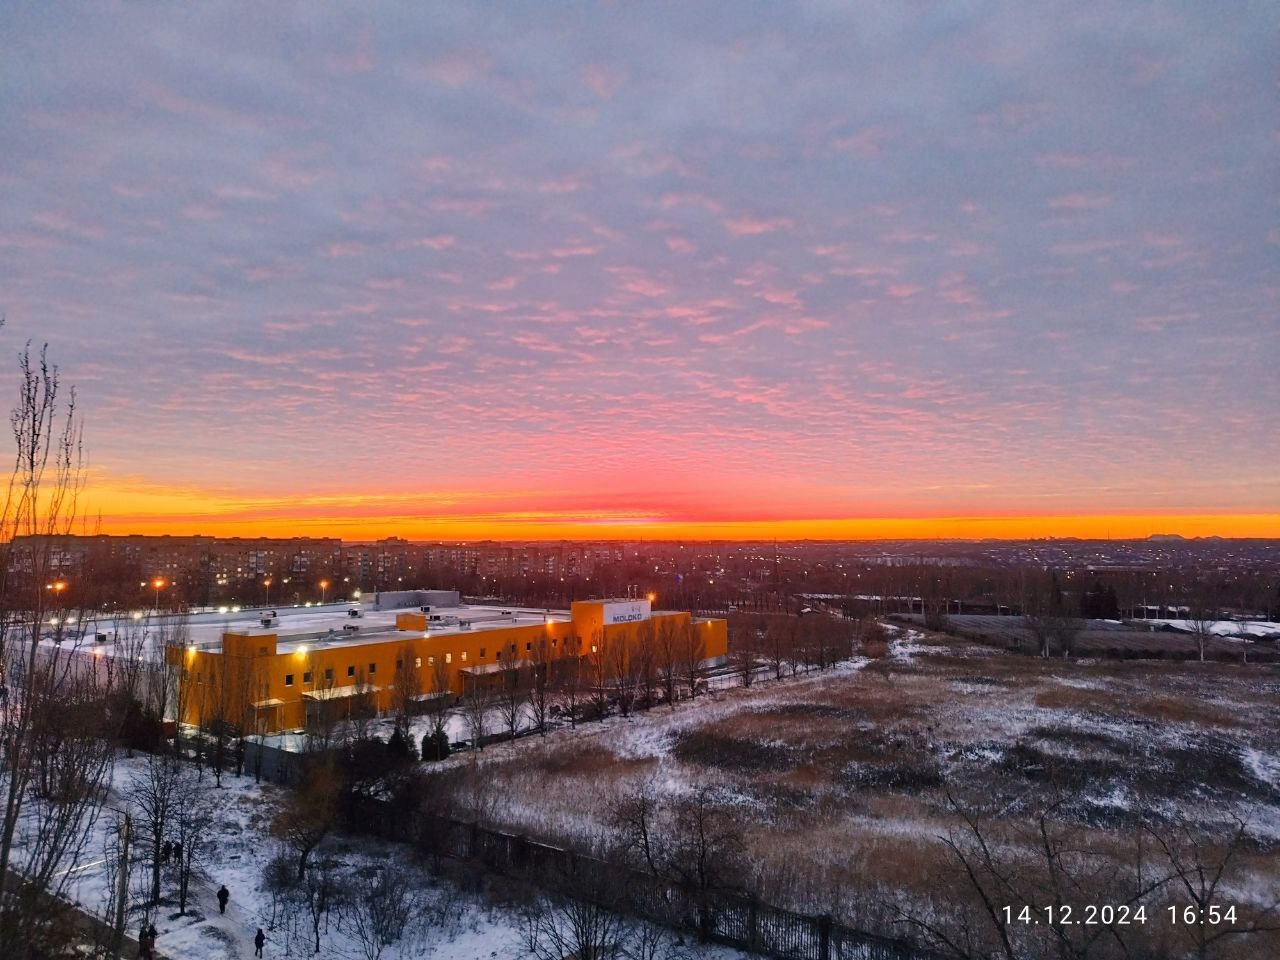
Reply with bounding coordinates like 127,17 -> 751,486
1142,618 -> 1280,638
57,754 -> 750,960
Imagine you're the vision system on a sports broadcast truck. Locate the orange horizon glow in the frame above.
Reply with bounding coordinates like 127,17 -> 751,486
73,509 -> 1280,543
36,473 -> 1275,542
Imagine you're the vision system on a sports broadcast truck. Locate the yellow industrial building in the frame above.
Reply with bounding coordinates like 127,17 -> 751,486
168,598 -> 728,734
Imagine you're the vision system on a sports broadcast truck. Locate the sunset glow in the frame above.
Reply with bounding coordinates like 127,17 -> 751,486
3,5 -> 1277,541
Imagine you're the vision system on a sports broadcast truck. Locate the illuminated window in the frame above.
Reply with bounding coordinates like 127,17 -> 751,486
460,651 -> 467,662
415,657 -> 422,668
285,674 -> 294,687
591,645 -> 598,653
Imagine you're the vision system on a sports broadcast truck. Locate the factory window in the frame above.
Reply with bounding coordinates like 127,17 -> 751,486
324,667 -> 333,682
347,665 -> 355,678
479,647 -> 486,658
591,644 -> 598,653
368,662 -> 376,674
526,642 -> 532,652
460,651 -> 467,662
285,674 -> 294,688
445,653 -> 451,664
415,657 -> 422,668
303,671 -> 313,684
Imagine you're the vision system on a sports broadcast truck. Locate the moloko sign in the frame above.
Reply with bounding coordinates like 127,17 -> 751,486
603,600 -> 651,625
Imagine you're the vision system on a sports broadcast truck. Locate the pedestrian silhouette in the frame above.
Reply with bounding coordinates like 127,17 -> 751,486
217,884 -> 229,914
254,927 -> 266,957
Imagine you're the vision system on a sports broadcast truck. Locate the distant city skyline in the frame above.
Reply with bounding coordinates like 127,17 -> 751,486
2,4 -> 1276,541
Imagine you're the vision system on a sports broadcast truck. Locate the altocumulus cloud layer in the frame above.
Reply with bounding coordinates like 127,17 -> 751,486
1,2 -> 1277,535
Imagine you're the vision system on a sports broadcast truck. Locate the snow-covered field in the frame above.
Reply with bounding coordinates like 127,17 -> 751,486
421,626 -> 1280,933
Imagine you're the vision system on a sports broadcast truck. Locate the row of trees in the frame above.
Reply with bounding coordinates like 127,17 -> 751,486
458,620 -> 711,749
726,611 -> 858,687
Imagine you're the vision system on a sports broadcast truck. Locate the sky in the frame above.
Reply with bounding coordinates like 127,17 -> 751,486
1,2 -> 1277,541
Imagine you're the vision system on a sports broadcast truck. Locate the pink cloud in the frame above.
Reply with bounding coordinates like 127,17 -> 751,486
832,125 -> 896,158
723,216 -> 795,236
408,235 -> 457,251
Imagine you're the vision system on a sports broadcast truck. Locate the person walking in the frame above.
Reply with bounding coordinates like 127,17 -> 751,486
254,927 -> 266,957
216,883 -> 229,914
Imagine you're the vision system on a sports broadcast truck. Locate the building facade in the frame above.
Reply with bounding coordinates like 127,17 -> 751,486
168,599 -> 727,735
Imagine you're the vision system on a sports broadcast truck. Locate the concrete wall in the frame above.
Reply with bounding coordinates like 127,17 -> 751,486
361,589 -> 461,611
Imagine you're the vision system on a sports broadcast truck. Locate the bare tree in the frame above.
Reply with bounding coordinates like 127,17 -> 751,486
759,613 -> 789,681
421,654 -> 453,757
1185,579 -> 1220,664
1146,816 -> 1280,960
495,644 -> 525,740
556,633 -> 583,729
655,620 -> 680,707
730,616 -> 755,687
171,764 -> 217,915
389,641 -> 422,735
345,865 -> 419,960
610,632 -> 636,717
679,622 -> 706,700
125,751 -> 181,905
0,342 -> 121,954
527,635 -> 552,736
271,762 -> 340,882
586,630 -> 610,720
523,887 -> 630,960
633,620 -> 657,710
301,856 -> 342,955
897,789 -> 1279,960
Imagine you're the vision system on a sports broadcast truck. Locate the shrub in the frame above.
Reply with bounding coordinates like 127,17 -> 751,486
422,729 -> 450,761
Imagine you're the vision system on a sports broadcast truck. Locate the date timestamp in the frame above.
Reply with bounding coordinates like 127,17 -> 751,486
1001,905 -> 1238,926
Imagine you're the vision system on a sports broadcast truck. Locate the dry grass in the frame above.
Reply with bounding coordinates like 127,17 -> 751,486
427,627 -> 1280,930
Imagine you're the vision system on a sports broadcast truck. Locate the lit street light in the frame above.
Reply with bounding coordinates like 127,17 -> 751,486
319,579 -> 330,604
152,577 -> 166,611
263,577 -> 272,607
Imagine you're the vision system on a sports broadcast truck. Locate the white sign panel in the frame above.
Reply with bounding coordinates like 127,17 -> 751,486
603,600 -> 651,625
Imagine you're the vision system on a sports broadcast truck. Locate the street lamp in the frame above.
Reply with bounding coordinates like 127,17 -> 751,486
319,579 -> 330,604
263,577 -> 272,607
152,577 -> 166,611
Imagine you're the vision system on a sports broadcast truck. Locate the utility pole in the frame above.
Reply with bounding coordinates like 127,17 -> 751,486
112,813 -> 132,960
